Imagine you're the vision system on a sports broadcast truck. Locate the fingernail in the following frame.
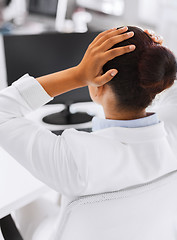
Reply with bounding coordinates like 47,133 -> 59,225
129,45 -> 136,51
117,26 -> 128,31
127,31 -> 134,37
148,29 -> 155,35
111,70 -> 118,77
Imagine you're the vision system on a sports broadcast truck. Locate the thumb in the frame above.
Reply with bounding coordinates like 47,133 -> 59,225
96,69 -> 118,86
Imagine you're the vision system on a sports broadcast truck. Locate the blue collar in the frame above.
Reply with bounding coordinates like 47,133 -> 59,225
92,113 -> 159,132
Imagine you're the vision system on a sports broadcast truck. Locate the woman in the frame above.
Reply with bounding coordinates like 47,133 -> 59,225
0,26 -> 177,239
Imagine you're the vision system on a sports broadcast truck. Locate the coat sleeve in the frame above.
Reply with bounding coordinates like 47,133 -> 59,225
0,74 -> 87,197
148,80 -> 177,136
149,80 -> 177,115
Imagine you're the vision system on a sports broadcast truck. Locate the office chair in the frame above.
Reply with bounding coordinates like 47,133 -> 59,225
1,170 -> 177,240
0,228 -> 4,240
0,215 -> 23,240
57,170 -> 177,240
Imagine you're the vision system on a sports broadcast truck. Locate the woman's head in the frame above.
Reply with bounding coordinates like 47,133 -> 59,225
90,26 -> 177,114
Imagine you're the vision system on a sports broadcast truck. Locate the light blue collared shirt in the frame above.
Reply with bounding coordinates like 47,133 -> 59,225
92,113 -> 159,132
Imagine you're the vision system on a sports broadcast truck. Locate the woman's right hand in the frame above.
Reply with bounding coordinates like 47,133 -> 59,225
144,29 -> 163,45
37,27 -> 136,97
76,27 -> 136,87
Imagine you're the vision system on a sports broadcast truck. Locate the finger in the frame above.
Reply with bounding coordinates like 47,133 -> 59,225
92,26 -> 128,48
157,36 -> 163,45
94,69 -> 118,86
152,35 -> 163,45
90,28 -> 117,46
144,29 -> 155,37
144,29 -> 163,45
103,45 -> 136,62
99,31 -> 134,52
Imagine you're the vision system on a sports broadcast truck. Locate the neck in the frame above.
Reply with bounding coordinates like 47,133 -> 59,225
104,109 -> 147,121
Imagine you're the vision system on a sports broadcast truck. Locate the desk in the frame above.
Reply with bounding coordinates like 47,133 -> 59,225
0,147 -> 50,219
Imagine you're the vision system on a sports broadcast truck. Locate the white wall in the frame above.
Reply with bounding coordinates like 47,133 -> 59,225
157,1 -> 177,57
138,0 -> 160,27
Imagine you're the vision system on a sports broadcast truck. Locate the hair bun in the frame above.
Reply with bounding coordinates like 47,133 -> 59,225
139,45 -> 177,94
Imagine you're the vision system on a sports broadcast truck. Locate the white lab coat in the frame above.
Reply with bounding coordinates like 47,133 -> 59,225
0,74 -> 177,239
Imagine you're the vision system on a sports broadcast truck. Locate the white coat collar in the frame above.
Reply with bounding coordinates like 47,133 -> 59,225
92,121 -> 167,144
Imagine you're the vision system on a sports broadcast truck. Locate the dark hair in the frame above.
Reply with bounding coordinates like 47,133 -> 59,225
103,26 -> 177,111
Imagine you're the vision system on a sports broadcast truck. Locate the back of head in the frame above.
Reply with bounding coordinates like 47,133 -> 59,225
103,26 -> 177,111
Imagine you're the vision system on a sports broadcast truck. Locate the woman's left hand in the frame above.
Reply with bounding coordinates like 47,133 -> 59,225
144,29 -> 163,45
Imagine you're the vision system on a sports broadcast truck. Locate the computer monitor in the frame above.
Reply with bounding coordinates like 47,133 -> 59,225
4,0 -> 11,6
28,0 -> 58,17
3,31 -> 100,125
28,0 -> 70,32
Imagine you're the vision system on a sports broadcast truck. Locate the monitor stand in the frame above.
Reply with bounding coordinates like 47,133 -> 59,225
42,103 -> 93,125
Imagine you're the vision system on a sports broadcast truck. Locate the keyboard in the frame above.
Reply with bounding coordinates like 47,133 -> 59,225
52,128 -> 92,136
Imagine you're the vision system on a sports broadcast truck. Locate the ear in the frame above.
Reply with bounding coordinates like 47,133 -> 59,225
88,85 -> 105,104
96,85 -> 104,97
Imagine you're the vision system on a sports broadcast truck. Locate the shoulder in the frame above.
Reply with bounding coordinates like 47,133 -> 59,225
61,127 -> 116,142
61,128 -> 117,154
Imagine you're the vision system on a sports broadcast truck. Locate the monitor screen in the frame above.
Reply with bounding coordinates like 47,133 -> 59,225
3,32 -> 100,105
4,0 -> 11,6
28,0 -> 59,17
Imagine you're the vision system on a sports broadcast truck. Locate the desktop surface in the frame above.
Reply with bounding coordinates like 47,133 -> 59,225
0,147 -> 49,219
